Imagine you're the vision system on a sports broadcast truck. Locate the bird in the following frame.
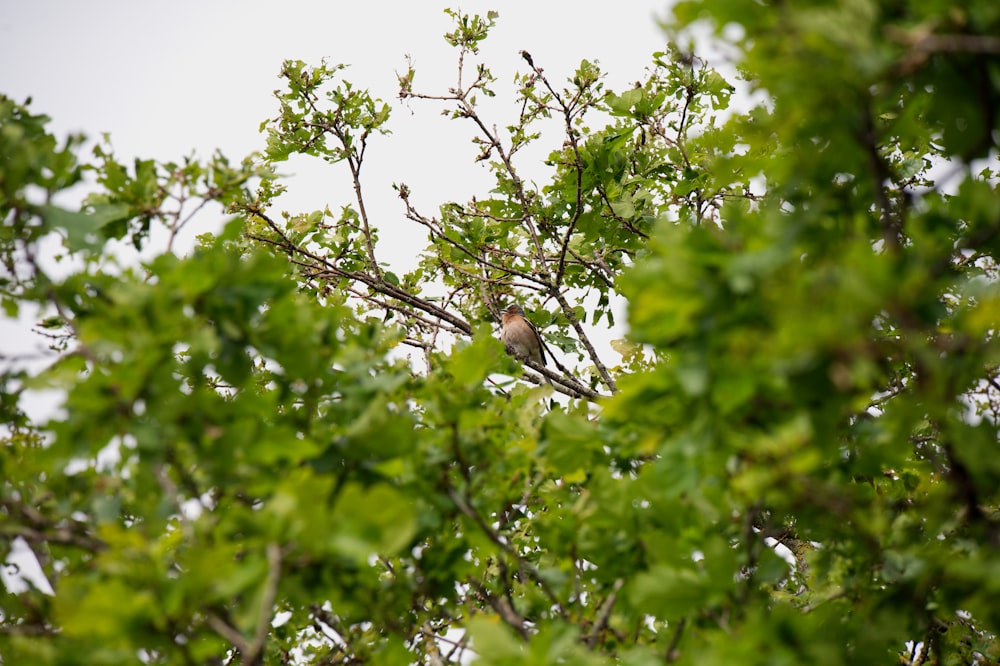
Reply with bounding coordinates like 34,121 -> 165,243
500,303 -> 546,368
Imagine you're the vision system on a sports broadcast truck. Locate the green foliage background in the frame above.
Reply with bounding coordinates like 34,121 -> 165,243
2,2 -> 999,664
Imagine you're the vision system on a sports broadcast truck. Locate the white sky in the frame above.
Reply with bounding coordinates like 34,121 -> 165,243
1,1 -> 669,154
1,1 -> 670,240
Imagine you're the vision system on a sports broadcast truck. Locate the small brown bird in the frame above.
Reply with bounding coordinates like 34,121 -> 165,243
500,303 -> 546,367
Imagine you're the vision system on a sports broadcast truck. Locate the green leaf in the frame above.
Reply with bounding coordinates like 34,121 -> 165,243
540,410 -> 600,478
465,616 -> 524,664
21,353 -> 87,391
43,202 -> 132,252
450,327 -> 504,385
610,193 -> 636,219
329,482 -> 418,561
630,565 -> 707,619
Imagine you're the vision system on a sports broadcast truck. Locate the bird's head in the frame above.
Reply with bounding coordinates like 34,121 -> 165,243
503,303 -> 525,317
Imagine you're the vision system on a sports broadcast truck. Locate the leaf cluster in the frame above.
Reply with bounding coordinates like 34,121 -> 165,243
2,3 -> 1000,665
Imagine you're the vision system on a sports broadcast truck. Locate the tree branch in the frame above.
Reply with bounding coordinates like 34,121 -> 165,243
206,542 -> 282,665
586,578 -> 624,648
445,484 -> 568,620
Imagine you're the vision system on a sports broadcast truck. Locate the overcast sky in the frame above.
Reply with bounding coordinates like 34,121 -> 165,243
1,1 -> 669,154
1,1 -> 670,230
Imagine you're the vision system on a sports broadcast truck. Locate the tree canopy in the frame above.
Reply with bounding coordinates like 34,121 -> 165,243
2,2 -> 1000,665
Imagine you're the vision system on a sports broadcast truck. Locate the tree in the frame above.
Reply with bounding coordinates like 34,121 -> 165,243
2,2 -> 999,664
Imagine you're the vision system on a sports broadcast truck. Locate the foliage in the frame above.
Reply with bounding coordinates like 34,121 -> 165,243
2,2 -> 1000,665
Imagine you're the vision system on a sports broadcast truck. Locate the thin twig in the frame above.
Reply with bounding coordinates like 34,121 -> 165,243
206,542 -> 282,665
665,617 -> 687,662
586,578 -> 624,648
